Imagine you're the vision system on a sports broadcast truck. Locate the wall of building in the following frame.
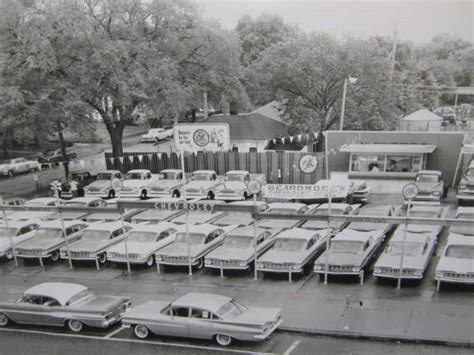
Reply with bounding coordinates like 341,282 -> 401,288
400,120 -> 442,131
325,131 -> 464,185
231,139 -> 268,152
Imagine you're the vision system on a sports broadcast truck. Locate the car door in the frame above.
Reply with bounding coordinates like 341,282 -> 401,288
7,295 -> 47,325
37,296 -> 64,326
188,308 -> 216,340
155,306 -> 189,337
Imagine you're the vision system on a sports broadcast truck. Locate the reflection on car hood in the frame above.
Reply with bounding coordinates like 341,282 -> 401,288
231,307 -> 280,326
436,257 -> 474,274
17,238 -> 63,251
157,243 -> 207,258
259,250 -> 306,264
86,180 -> 111,190
302,220 -> 344,230
69,240 -> 112,253
123,180 -> 148,188
73,295 -> 125,313
206,247 -> 254,261
216,181 -> 245,191
149,180 -> 181,189
375,254 -> 426,270
185,181 -> 217,190
108,241 -> 164,255
348,222 -> 388,232
317,252 -> 365,267
257,219 -> 299,229
449,226 -> 474,236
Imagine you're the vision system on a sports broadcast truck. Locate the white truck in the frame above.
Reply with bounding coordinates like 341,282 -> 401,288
214,170 -> 266,201
179,170 -> 224,200
141,128 -> 168,143
147,169 -> 187,198
120,169 -> 157,199
0,158 -> 38,177
457,160 -> 474,205
83,170 -> 124,198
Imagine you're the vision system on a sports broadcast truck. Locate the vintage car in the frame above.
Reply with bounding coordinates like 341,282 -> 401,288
350,180 -> 371,204
0,220 -> 40,259
179,170 -> 224,200
0,157 -> 38,177
141,128 -> 168,143
43,148 -> 77,164
0,282 -> 130,332
130,200 -> 185,224
449,207 -> 474,237
122,292 -> 282,346
314,228 -> 385,279
205,226 -> 277,271
257,228 -> 328,276
214,170 -> 266,201
59,171 -> 95,199
60,221 -> 132,265
169,202 -> 226,225
14,220 -> 89,262
435,233 -> 474,288
347,205 -> 401,235
83,170 -> 124,198
163,125 -> 174,138
155,224 -> 236,269
409,170 -> 447,202
256,203 -> 317,230
3,197 -> 26,206
147,169 -> 186,198
395,205 -> 447,236
373,230 -> 437,280
107,222 -> 182,266
6,198 -> 62,221
84,197 -> 142,223
457,160 -> 474,204
300,203 -> 361,233
120,169 -> 156,199
45,197 -> 107,221
212,201 -> 268,227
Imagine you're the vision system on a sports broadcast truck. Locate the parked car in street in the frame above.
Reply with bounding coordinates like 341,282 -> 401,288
130,198 -> 185,224
60,221 -> 132,266
396,205 -> 447,236
147,169 -> 186,198
257,228 -> 328,277
3,198 -> 26,206
14,220 -> 89,262
350,180 -> 371,204
449,207 -> 474,236
155,224 -> 236,270
212,201 -> 268,227
59,171 -> 96,199
314,228 -> 385,280
374,230 -> 437,280
408,170 -> 447,202
169,204 -> 226,225
347,205 -> 401,235
5,198 -> 61,221
180,170 -> 224,200
457,160 -> 474,205
141,128 -> 168,143
107,222 -> 182,266
300,203 -> 361,233
0,282 -> 130,332
214,170 -> 266,201
163,125 -> 174,138
205,226 -> 277,271
121,169 -> 157,199
0,157 -> 38,177
83,170 -> 124,199
122,292 -> 282,346
435,233 -> 474,288
256,203 -> 316,230
0,220 -> 40,260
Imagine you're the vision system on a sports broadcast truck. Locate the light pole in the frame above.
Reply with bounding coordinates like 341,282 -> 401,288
339,77 -> 358,131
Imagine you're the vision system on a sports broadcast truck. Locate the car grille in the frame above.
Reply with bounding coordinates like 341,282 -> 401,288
377,267 -> 416,275
151,187 -> 164,191
16,248 -> 43,256
161,255 -> 188,263
109,252 -> 140,260
70,251 -> 93,258
261,262 -> 292,270
88,187 -> 101,192
208,259 -> 243,266
466,183 -> 474,189
122,187 -> 134,192
186,188 -> 199,193
328,265 -> 353,272
442,271 -> 474,279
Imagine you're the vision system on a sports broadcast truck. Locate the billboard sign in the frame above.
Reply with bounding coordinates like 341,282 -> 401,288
174,123 -> 230,152
262,183 -> 351,200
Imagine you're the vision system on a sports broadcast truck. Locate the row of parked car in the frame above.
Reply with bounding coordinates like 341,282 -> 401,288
1,196 -> 472,289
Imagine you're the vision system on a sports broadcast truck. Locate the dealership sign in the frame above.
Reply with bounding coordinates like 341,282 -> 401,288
175,123 -> 230,152
262,184 -> 351,199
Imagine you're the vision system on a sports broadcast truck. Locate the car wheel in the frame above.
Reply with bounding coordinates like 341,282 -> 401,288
207,191 -> 215,200
108,189 -> 116,199
195,258 -> 204,270
145,255 -> 154,267
98,253 -> 107,264
215,334 -> 233,346
243,192 -> 248,199
134,324 -> 149,339
50,251 -> 60,262
0,313 -> 9,327
5,250 -> 13,260
172,190 -> 181,198
140,190 -> 147,200
67,319 -> 83,333
7,170 -> 14,178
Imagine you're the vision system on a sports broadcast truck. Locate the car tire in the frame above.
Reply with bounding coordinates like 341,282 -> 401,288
146,255 -> 154,267
172,190 -> 181,198
108,190 -> 116,199
140,190 -> 147,200
207,191 -> 215,200
243,192 -> 248,199
98,253 -> 107,264
50,251 -> 60,262
7,170 -> 14,178
195,258 -> 204,270
0,313 -> 9,327
215,334 -> 233,346
134,324 -> 149,339
67,319 -> 83,333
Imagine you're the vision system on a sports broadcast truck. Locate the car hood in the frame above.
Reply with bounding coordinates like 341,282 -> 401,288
375,254 -> 426,269
349,222 -> 388,232
216,182 -> 245,191
86,180 -> 111,190
257,219 -> 298,230
73,295 -> 126,313
259,250 -> 306,264
302,220 -> 344,230
0,237 -> 19,251
318,252 -> 365,266
231,307 -> 281,326
463,176 -> 474,184
436,257 -> 474,274
123,180 -> 147,188
108,241 -> 164,255
449,226 -> 474,236
416,182 -> 443,192
124,300 -> 169,319
158,243 -> 207,258
206,247 -> 254,261
185,181 -> 216,190
149,180 -> 180,189
68,239 -> 112,253
402,225 -> 438,234
17,238 -> 63,251
142,134 -> 152,138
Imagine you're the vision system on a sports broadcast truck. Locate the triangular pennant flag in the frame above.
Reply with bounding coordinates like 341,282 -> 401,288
118,157 -> 124,164
157,153 -> 162,159
297,134 -> 302,142
281,137 -> 286,144
69,160 -> 75,169
137,155 -> 143,162
330,148 -> 336,155
313,132 -> 318,139
37,162 -> 42,171
90,159 -> 95,166
289,136 -> 294,143
306,134 -> 310,140
272,139 -> 277,145
128,155 -> 134,163
79,160 -> 85,168
108,157 -> 114,165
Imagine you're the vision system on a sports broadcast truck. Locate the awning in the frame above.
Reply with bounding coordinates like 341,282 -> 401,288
339,144 -> 437,154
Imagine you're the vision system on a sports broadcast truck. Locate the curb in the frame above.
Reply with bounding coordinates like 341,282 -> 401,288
279,326 -> 474,348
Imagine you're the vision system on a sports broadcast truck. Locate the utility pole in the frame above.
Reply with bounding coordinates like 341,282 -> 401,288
203,91 -> 208,119
339,79 -> 348,131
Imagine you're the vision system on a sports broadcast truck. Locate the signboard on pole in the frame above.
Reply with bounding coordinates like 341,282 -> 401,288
262,183 -> 351,200
174,123 -> 230,152
298,154 -> 318,174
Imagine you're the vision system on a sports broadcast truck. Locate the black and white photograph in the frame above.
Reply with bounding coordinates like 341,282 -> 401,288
0,0 -> 472,354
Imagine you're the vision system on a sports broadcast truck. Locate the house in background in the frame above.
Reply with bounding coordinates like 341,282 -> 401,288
400,109 -> 443,131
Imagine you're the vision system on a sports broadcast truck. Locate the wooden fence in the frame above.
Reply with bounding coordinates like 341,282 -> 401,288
104,151 -> 325,184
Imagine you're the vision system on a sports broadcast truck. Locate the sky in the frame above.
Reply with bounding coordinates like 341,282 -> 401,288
195,0 -> 473,43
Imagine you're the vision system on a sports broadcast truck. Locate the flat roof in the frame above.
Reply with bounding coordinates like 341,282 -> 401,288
25,282 -> 88,306
173,293 -> 231,313
340,144 -> 437,154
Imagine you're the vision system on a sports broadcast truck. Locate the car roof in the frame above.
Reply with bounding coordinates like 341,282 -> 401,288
38,219 -> 86,229
332,229 -> 372,242
25,197 -> 58,205
84,221 -> 124,231
446,233 -> 474,246
267,202 -> 306,210
456,207 -> 474,217
317,203 -> 351,210
226,170 -> 249,175
25,282 -> 88,306
274,228 -> 319,241
409,205 -> 442,213
126,169 -> 150,174
131,222 -> 180,233
160,169 -> 182,174
172,293 -> 232,313
0,220 -> 39,229
417,170 -> 442,175
227,226 -> 269,237
391,230 -> 431,242
192,170 -> 216,174
177,223 -> 222,234
65,197 -> 101,204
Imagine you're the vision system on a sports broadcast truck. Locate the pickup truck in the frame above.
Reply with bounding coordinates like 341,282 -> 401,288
179,170 -> 224,200
141,128 -> 168,143
0,158 -> 39,177
408,170 -> 447,202
214,170 -> 266,201
120,169 -> 157,199
457,160 -> 474,205
83,170 -> 124,198
147,169 -> 187,198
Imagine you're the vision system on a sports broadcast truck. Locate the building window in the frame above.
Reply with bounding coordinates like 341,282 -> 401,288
350,154 -> 424,173
232,146 -> 239,152
249,147 -> 258,153
350,155 -> 385,172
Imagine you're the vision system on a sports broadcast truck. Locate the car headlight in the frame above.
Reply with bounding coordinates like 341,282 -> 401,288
239,261 -> 247,267
60,251 -> 67,257
435,271 -> 443,277
205,259 -> 211,265
413,269 -> 423,276
292,264 -> 301,270
374,267 -> 381,274
352,266 -> 361,272
314,264 -> 323,270
256,263 -> 264,268
156,256 -> 162,261
458,183 -> 467,190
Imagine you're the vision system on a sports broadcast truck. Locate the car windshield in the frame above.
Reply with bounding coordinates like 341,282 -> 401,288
223,235 -> 253,248
457,213 -> 474,220
162,172 -> 177,180
193,173 -> 211,181
466,169 -> 474,177
330,240 -> 364,253
273,238 -> 307,252
360,209 -> 388,217
386,241 -> 424,256
128,231 -> 158,242
96,173 -> 112,180
416,175 -> 439,183
126,173 -> 145,180
216,299 -> 248,319
81,230 -> 110,241
225,174 -> 244,182
314,208 -> 344,216
409,211 -> 438,218
0,227 -> 17,237
65,202 -> 87,207
66,289 -> 96,305
267,208 -> 300,214
36,228 -> 63,239
445,245 -> 474,259
175,232 -> 206,245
